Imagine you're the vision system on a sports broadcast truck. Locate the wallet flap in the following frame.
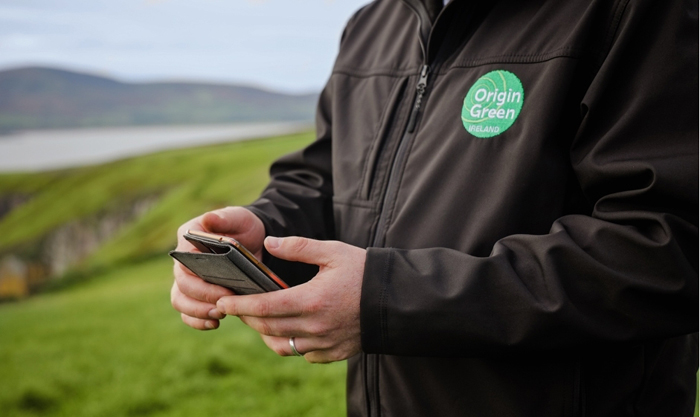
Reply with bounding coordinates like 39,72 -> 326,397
170,250 -> 266,295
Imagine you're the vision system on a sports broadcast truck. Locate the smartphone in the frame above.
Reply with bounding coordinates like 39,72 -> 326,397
169,230 -> 288,295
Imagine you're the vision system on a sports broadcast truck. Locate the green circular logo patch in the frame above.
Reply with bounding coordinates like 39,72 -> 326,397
461,70 -> 524,138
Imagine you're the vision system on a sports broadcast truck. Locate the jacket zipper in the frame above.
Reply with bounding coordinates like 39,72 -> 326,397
371,0 -> 448,246
371,64 -> 431,247
364,0 -> 456,415
364,3 -> 437,416
406,65 -> 430,133
364,67 -> 431,417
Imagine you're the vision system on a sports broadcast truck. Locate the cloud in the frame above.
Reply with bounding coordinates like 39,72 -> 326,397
0,33 -> 41,49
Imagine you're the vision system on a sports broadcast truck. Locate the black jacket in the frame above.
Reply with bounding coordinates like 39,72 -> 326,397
248,0 -> 699,415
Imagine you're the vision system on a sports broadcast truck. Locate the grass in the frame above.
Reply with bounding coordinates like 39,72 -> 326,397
0,131 -> 346,416
0,257 -> 346,417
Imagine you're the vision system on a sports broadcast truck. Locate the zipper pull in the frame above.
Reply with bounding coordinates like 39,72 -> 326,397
406,65 -> 430,133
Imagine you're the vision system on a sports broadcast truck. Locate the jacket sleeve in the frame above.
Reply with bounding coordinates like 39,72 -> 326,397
246,10 -> 371,284
360,0 -> 699,356
247,82 -> 335,242
245,82 -> 335,285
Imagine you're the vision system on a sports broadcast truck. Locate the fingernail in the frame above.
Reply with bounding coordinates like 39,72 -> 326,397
209,308 -> 223,319
216,299 -> 225,312
266,236 -> 281,249
205,321 -> 216,329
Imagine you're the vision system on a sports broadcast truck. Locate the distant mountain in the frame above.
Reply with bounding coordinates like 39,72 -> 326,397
0,67 -> 319,131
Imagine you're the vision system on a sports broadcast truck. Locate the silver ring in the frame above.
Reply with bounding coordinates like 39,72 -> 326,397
289,337 -> 303,356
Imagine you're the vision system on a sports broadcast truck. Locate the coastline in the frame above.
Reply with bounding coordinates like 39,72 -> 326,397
0,121 -> 312,172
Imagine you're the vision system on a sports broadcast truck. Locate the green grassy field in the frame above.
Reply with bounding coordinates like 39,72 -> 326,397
0,257 -> 345,416
0,132 -> 346,416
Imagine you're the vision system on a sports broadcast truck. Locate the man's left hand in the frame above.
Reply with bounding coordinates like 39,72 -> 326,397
216,236 -> 365,363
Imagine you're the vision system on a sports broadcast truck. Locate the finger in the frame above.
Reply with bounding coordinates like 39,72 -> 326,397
180,312 -> 220,331
174,263 -> 234,304
171,282 -> 226,320
239,316 -> 319,338
303,348 -> 347,364
216,286 -> 307,318
264,236 -> 339,267
301,339 -> 359,364
259,334 -> 295,357
260,334 -> 313,357
202,207 -> 258,236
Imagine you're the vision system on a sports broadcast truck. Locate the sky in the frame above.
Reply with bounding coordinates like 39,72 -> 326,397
0,0 -> 370,94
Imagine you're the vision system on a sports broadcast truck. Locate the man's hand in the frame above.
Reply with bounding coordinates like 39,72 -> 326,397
216,236 -> 365,364
170,206 -> 265,330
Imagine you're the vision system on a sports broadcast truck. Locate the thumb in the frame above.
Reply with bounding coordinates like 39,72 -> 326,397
201,207 -> 258,235
265,236 -> 336,267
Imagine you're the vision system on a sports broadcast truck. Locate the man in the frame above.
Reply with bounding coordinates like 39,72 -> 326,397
171,0 -> 698,415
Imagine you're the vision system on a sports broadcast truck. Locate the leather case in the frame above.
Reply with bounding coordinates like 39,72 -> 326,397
170,236 -> 284,295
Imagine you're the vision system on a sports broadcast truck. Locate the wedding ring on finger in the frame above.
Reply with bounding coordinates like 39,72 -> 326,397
289,337 -> 303,357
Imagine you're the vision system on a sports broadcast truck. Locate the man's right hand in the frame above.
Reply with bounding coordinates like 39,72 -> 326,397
170,206 -> 266,330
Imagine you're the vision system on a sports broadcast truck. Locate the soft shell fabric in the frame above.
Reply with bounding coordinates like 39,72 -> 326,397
247,0 -> 699,415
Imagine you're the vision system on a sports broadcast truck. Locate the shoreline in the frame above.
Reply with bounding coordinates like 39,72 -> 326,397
0,121 -> 313,173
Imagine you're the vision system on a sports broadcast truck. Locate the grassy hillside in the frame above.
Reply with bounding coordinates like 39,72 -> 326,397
0,67 -> 318,131
0,131 -> 347,416
0,131 -> 314,277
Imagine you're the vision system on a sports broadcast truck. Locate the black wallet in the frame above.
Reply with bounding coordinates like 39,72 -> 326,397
169,231 -> 288,295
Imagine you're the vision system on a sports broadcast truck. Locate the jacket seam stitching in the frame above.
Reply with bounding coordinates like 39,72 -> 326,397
379,250 -> 392,352
358,78 -> 405,200
332,197 -> 376,209
450,47 -> 596,68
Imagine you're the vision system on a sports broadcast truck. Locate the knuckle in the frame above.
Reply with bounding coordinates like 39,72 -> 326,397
259,320 -> 273,336
328,350 -> 345,362
225,299 -> 239,316
316,337 -> 336,351
202,289 -> 221,305
289,236 -> 308,253
194,305 -> 212,320
255,299 -> 272,317
220,299 -> 234,316
181,312 -> 200,329
171,293 -> 182,312
304,295 -> 325,314
307,321 -> 330,337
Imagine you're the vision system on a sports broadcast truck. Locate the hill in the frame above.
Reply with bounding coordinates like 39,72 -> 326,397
0,67 -> 318,131
0,130 -> 314,296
